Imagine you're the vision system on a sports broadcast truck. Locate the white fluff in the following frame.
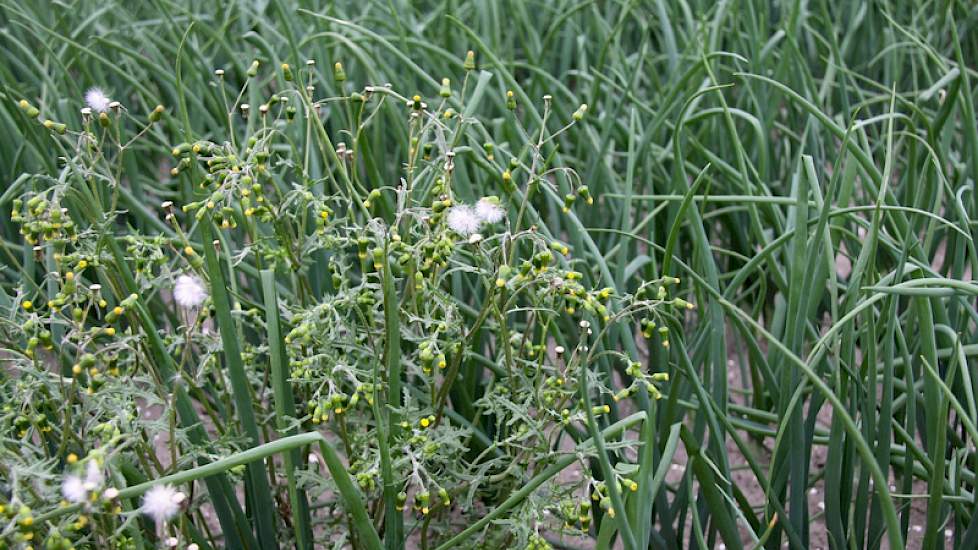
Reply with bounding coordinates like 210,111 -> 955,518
141,484 -> 182,525
62,475 -> 87,503
84,460 -> 104,490
446,205 -> 482,236
173,274 -> 207,309
475,197 -> 505,224
85,87 -> 111,113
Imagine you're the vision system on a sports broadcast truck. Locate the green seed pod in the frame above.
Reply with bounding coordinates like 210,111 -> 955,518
549,241 -> 569,255
171,143 -> 191,157
18,99 -> 40,119
281,63 -> 293,81
640,318 -> 654,338
572,103 -> 588,121
247,59 -> 261,77
501,170 -> 514,193
368,188 -> 381,206
439,78 -> 451,98
98,112 -> 110,127
533,250 -> 553,269
43,120 -> 67,135
149,104 -> 165,122
482,142 -> 494,160
357,237 -> 370,259
495,264 -> 512,288
420,348 -> 434,373
333,62 -> 346,82
577,185 -> 593,205
643,382 -> 660,399
463,50 -> 476,71
563,193 -> 576,212
505,90 -> 516,110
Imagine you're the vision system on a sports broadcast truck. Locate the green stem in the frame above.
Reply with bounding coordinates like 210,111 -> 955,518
380,238 -> 404,549
200,221 -> 278,549
262,269 -> 312,550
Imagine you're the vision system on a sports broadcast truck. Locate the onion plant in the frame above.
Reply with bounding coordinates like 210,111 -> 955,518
1,1 -> 977,549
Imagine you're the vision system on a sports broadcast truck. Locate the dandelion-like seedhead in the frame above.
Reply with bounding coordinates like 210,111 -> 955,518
60,459 -> 105,505
84,460 -> 104,489
84,87 -> 111,113
141,485 -> 183,525
173,273 -> 207,308
475,196 -> 505,224
62,475 -> 87,504
446,204 -> 482,236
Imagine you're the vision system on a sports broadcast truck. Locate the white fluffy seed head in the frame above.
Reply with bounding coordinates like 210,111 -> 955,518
446,205 -> 482,236
85,87 -> 111,113
62,475 -> 87,503
141,484 -> 182,525
475,197 -> 505,224
173,274 -> 207,309
84,460 -> 104,490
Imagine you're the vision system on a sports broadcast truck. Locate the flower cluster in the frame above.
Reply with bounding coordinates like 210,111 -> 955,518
0,52 -> 685,550
445,197 -> 504,236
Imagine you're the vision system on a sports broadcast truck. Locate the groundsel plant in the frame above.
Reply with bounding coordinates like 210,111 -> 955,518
0,52 -> 686,549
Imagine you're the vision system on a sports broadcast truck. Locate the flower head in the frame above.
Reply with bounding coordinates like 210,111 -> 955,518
141,484 -> 183,525
85,87 -> 111,113
446,205 -> 482,236
62,475 -> 87,503
173,274 -> 207,309
84,460 -> 104,490
475,197 -> 505,224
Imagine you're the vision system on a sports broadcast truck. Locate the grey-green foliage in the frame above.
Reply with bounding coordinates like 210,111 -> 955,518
1,1 -> 978,549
